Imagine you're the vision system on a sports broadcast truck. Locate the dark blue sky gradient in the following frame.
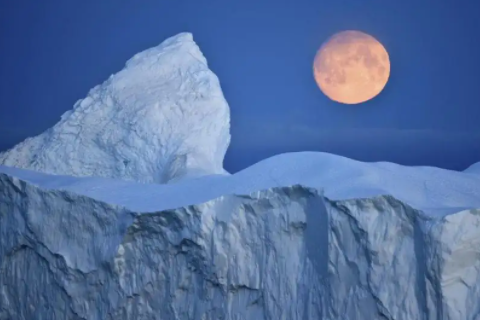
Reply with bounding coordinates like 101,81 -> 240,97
1,0 -> 479,171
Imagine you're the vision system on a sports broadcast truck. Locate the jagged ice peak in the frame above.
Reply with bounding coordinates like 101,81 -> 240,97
0,33 -> 231,184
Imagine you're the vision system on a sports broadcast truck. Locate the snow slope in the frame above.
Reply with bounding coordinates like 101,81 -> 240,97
465,161 -> 480,175
0,33 -> 231,184
1,151 -> 479,216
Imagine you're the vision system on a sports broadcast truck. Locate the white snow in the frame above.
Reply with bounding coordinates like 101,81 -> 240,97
0,32 -> 231,184
1,151 -> 479,216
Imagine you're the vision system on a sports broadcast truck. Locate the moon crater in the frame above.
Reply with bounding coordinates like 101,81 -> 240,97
314,30 -> 390,104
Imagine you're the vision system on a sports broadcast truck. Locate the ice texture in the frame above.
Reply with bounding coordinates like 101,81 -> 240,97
1,32 -> 480,320
1,164 -> 479,320
0,33 -> 231,184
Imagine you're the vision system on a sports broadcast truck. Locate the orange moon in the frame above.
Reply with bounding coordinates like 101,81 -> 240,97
313,30 -> 390,104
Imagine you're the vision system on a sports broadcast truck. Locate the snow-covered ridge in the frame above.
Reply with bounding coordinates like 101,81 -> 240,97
2,150 -> 479,216
0,33 -> 231,184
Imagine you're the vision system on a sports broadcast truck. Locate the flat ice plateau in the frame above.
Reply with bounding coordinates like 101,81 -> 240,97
1,33 -> 480,320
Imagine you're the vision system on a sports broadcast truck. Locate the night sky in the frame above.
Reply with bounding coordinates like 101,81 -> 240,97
1,0 -> 479,172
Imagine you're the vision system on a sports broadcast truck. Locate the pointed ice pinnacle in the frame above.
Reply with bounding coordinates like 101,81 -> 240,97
0,33 -> 231,183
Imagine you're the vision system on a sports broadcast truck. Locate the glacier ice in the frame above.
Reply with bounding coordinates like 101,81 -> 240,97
1,162 -> 479,320
0,33 -> 231,184
0,171 -> 324,320
1,32 -> 480,320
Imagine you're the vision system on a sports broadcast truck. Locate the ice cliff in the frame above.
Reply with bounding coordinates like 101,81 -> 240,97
1,159 -> 479,320
1,33 -> 480,320
0,33 -> 230,184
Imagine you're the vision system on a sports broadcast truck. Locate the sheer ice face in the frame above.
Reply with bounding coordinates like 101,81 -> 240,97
0,33 -> 231,183
1,157 -> 480,320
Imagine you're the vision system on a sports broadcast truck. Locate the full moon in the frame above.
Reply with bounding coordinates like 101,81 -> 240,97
313,30 -> 390,104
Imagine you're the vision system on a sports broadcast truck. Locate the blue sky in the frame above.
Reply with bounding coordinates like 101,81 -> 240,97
1,0 -> 479,171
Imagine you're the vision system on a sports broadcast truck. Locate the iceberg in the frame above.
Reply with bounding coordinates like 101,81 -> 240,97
1,33 -> 479,320
0,33 -> 230,184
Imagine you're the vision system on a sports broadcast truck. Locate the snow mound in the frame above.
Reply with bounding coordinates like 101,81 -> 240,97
1,151 -> 479,216
0,33 -> 231,183
465,161 -> 480,175
233,152 -> 480,215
